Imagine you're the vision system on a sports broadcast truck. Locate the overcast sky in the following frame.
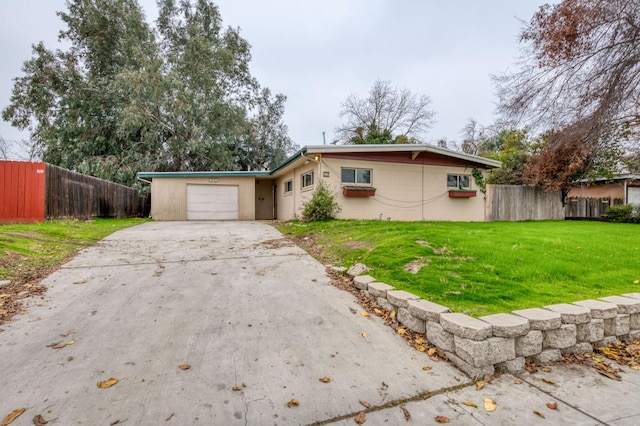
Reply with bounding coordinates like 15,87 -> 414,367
0,1 -> 552,155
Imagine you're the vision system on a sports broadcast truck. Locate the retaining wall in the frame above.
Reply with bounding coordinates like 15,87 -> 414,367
349,268 -> 640,379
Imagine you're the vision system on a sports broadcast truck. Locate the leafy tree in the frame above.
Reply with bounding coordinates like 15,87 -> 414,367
2,0 -> 295,187
484,129 -> 534,185
300,181 -> 341,222
494,0 -> 640,190
335,79 -> 435,144
233,88 -> 296,171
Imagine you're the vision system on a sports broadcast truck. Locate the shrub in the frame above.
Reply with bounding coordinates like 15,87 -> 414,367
301,181 -> 341,222
605,204 -> 636,223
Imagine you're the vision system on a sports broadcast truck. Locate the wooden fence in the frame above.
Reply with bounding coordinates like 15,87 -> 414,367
486,184 -> 564,221
564,197 -> 623,219
45,164 -> 149,219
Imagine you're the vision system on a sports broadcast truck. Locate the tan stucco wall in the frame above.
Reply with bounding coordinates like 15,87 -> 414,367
150,176 -> 256,220
321,158 -> 486,221
275,164 -> 318,221
275,158 -> 487,222
567,182 -> 625,200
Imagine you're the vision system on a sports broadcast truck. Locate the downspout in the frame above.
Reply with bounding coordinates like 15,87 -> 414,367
624,179 -> 628,204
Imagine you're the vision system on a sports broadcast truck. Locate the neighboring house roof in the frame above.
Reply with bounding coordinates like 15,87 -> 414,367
572,173 -> 640,184
138,144 -> 501,180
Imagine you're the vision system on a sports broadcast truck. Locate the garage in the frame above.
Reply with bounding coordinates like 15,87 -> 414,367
628,187 -> 640,205
186,184 -> 239,220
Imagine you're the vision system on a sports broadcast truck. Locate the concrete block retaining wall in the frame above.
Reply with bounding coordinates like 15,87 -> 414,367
352,271 -> 640,379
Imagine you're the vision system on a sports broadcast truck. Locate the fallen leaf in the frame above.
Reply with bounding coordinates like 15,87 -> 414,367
534,410 -> 545,419
97,378 -> 118,388
361,332 -> 367,339
399,404 -> 411,421
514,379 -> 523,384
397,328 -> 406,335
435,415 -> 450,423
73,280 -> 87,285
33,414 -> 48,425
541,366 -> 552,372
16,291 -> 28,296
66,340 -> 75,346
415,345 -> 426,352
483,398 -> 497,412
48,342 -> 66,349
373,308 -> 383,315
390,310 -> 396,318
360,311 -> 369,317
546,402 -> 558,410
27,317 -> 41,323
67,356 -> 74,362
634,280 -> 639,284
593,356 -> 604,363
427,347 -> 437,356
414,337 -> 426,345
165,412 -> 175,421
0,310 -> 7,315
232,385 -> 242,391
319,377 -> 331,383
286,398 -> 299,408
1,408 -> 25,425
475,381 -> 485,391
631,365 -> 640,371
463,401 -> 478,408
422,366 -> 432,371
178,364 -> 191,370
359,400 -> 371,409
354,411 -> 366,424
0,294 -> 10,299
542,378 -> 556,385
110,420 -> 121,425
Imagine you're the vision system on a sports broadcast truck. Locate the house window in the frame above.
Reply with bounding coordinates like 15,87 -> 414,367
447,174 -> 470,189
301,171 -> 314,189
284,180 -> 293,193
341,168 -> 372,185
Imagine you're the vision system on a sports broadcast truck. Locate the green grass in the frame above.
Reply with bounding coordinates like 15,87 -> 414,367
0,218 -> 148,284
278,220 -> 640,317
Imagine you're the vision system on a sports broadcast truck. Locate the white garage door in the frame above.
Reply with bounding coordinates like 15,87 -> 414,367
187,184 -> 239,220
629,187 -> 640,205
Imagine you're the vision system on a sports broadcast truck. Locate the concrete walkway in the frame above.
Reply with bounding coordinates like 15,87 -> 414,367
1,221 -> 639,425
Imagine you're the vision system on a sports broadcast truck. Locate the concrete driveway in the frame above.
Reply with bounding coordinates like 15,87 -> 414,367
4,221 -> 640,425
0,221 -> 465,425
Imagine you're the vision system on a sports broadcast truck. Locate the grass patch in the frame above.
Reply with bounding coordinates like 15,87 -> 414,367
0,218 -> 148,284
278,220 -> 640,317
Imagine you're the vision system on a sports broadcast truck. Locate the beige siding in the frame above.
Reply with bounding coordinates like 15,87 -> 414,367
275,164 -> 319,221
150,177 -> 255,221
320,158 -> 486,221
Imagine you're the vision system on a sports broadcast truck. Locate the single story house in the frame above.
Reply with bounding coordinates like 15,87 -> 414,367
567,174 -> 640,205
137,144 -> 501,222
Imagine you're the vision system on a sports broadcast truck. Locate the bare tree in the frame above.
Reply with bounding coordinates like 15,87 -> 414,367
335,80 -> 435,144
0,135 -> 10,160
494,0 -> 640,188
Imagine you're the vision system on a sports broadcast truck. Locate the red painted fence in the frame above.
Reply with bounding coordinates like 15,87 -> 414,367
0,160 -> 46,223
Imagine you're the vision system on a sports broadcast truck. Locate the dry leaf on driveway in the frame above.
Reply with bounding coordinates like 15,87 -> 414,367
359,400 -> 371,408
97,378 -> 119,389
475,381 -> 485,391
354,411 -> 366,424
286,398 -> 299,408
534,410 -> 545,418
546,402 -> 558,410
422,366 -> 432,371
435,415 -> 450,423
463,401 -> 477,408
360,311 -> 369,317
483,398 -> 497,412
32,414 -> 49,425
178,364 -> 191,370
319,377 -> 331,383
1,408 -> 25,426
542,378 -> 556,385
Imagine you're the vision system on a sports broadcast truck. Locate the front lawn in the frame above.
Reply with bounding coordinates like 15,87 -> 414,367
278,220 -> 640,317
